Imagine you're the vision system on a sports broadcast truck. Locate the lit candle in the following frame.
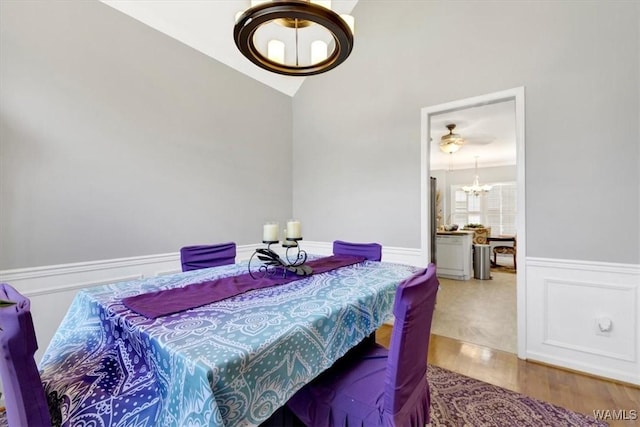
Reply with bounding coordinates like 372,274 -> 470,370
263,222 -> 279,242
286,220 -> 301,239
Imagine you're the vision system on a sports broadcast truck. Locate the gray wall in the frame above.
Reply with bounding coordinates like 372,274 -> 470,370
0,1 -> 293,269
292,1 -> 640,264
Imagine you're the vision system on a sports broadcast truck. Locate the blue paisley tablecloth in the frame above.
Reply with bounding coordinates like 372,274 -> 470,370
39,259 -> 418,427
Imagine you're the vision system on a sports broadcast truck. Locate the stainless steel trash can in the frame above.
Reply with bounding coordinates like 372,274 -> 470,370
473,244 -> 491,280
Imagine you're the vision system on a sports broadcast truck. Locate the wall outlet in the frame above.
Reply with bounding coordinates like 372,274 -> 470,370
595,317 -> 613,336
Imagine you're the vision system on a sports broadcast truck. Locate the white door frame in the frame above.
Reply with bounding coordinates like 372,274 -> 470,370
420,87 -> 526,358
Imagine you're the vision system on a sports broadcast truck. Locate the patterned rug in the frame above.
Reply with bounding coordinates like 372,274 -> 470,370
427,364 -> 607,426
0,365 -> 607,427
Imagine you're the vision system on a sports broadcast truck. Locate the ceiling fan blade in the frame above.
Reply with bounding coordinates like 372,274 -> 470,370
464,135 -> 495,145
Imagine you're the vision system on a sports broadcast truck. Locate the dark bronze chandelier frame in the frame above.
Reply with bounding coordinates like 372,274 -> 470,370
233,1 -> 354,76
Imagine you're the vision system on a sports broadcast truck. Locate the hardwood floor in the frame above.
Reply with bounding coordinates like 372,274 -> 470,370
376,326 -> 640,427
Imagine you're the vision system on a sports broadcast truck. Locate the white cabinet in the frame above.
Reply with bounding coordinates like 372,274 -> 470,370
436,232 -> 473,280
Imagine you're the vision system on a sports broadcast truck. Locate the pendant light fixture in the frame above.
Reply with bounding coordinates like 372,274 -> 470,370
234,0 -> 355,76
439,123 -> 464,154
463,157 -> 492,196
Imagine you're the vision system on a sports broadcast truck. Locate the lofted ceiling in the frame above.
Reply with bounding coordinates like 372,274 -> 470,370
100,1 -> 515,168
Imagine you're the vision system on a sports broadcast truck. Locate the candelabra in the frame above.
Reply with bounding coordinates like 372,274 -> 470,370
248,238 -> 312,279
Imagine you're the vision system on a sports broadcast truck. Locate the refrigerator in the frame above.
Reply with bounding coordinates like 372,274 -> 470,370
430,176 -> 437,264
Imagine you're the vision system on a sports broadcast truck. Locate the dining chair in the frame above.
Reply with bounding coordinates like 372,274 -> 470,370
493,235 -> 517,270
286,263 -> 439,427
0,283 -> 160,427
0,283 -> 52,427
180,241 -> 237,271
332,240 -> 382,261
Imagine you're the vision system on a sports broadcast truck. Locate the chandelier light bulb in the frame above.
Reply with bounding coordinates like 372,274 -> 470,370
463,157 -> 492,196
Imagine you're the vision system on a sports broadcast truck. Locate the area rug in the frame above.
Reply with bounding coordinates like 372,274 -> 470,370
0,366 -> 607,427
427,364 -> 607,426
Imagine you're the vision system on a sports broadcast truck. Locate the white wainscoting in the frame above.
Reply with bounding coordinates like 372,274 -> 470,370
526,257 -> 640,385
0,243 -> 424,365
4,246 -> 637,385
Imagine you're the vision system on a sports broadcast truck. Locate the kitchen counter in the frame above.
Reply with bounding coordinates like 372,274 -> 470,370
435,232 -> 473,280
437,231 -> 474,236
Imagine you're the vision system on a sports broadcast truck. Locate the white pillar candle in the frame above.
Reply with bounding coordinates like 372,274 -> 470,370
263,222 -> 279,242
286,220 -> 302,239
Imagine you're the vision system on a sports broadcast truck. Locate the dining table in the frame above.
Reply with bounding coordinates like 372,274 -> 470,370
38,255 -> 419,427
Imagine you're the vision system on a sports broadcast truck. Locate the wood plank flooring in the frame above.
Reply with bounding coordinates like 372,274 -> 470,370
376,327 -> 640,427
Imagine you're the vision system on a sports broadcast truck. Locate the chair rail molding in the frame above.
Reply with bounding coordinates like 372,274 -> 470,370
0,243 -> 421,364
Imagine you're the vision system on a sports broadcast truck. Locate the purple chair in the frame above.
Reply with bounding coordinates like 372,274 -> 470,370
287,264 -> 439,427
0,283 -> 160,426
0,283 -> 52,427
332,240 -> 382,261
180,242 -> 237,271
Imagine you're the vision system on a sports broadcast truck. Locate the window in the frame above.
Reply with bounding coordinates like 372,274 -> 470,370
451,182 -> 516,235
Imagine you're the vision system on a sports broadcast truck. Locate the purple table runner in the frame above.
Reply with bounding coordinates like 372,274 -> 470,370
123,255 -> 366,318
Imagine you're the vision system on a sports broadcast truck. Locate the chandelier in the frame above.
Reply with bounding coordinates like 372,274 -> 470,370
463,157 -> 492,196
234,1 -> 355,76
440,123 -> 464,154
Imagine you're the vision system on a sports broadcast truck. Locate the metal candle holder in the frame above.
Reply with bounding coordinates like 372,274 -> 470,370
248,238 -> 312,279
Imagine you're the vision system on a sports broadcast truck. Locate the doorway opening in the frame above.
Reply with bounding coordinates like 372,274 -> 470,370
420,87 -> 526,358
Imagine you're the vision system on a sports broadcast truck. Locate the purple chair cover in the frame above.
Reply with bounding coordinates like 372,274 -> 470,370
0,283 -> 161,427
0,283 -> 52,427
180,241 -> 236,271
287,264 -> 439,427
333,240 -> 382,261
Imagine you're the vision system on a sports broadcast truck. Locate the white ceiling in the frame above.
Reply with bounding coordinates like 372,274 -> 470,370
430,100 -> 517,171
101,1 -> 515,169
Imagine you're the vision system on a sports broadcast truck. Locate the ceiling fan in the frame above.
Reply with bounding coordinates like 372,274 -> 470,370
437,122 -> 495,154
439,123 -> 464,154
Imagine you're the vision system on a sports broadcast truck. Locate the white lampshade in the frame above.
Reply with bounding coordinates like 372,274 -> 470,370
267,39 -> 285,64
440,142 -> 461,154
311,40 -> 328,64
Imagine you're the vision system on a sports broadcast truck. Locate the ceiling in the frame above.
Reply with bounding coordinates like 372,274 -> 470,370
429,100 -> 517,171
100,1 -> 516,169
